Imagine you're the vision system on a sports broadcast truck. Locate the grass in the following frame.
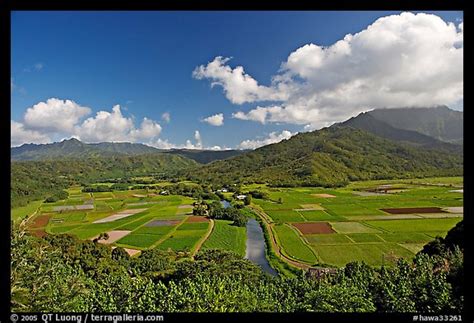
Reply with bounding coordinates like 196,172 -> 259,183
273,224 -> 318,264
155,232 -> 202,252
378,232 -> 434,243
177,222 -> 209,231
312,243 -> 415,267
366,218 -> 462,233
116,233 -> 163,249
346,233 -> 385,243
11,200 -> 43,222
305,234 -> 352,245
330,222 -> 381,234
297,210 -> 346,222
202,220 -> 246,257
254,177 -> 462,268
133,225 -> 176,236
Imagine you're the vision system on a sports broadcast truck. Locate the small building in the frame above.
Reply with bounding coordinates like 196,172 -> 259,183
236,194 -> 247,200
160,190 -> 169,195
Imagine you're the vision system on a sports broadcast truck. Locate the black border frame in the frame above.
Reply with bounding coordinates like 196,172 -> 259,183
2,1 -> 470,322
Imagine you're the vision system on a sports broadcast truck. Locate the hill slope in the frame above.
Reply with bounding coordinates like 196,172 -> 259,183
11,154 -> 197,208
367,106 -> 463,144
11,138 -> 159,160
187,126 -> 462,186
339,112 -> 462,153
164,149 -> 247,164
11,138 -> 245,163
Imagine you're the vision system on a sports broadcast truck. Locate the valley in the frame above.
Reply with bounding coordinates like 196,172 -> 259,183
15,176 -> 463,271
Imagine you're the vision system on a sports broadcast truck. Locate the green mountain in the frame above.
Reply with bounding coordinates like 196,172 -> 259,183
165,149 -> 247,164
11,138 -> 246,163
339,112 -> 462,153
11,154 -> 197,208
367,106 -> 463,144
11,138 -> 159,160
187,126 -> 462,187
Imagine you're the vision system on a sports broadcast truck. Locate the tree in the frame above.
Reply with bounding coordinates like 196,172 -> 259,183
243,195 -> 252,205
93,232 -> 109,243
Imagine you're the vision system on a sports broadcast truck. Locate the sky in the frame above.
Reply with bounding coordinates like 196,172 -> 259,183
11,11 -> 463,149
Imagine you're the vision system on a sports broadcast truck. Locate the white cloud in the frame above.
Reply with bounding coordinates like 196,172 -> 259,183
202,113 -> 224,126
237,130 -> 295,150
130,118 -> 162,141
161,112 -> 171,123
196,12 -> 463,129
194,130 -> 202,149
11,121 -> 50,147
74,105 -> 161,143
192,56 -> 287,104
24,98 -> 91,133
34,63 -> 44,71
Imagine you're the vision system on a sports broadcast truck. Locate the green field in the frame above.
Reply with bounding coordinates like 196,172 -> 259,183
274,224 -> 318,264
202,220 -> 246,256
12,200 -> 43,222
251,177 -> 463,268
22,177 -> 463,269
24,186 -> 214,253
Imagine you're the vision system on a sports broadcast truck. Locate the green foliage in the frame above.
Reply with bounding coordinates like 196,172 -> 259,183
11,154 -> 197,208
11,225 -> 463,313
419,220 -> 463,256
186,127 -> 462,186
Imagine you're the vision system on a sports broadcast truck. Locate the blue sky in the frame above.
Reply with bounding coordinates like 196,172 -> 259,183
11,11 -> 463,149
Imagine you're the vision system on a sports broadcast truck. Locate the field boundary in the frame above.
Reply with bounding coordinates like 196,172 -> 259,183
191,219 -> 215,257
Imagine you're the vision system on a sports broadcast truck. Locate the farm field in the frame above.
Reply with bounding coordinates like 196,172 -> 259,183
19,185 -> 217,255
202,219 -> 247,256
14,176 -> 463,268
250,177 -> 463,267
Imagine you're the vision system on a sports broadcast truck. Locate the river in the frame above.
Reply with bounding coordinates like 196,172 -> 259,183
245,218 -> 278,276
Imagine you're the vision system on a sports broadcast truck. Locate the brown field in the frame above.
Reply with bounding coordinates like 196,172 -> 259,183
30,214 -> 51,228
292,222 -> 335,234
381,207 -> 446,214
311,193 -> 336,198
186,216 -> 209,223
146,219 -> 181,227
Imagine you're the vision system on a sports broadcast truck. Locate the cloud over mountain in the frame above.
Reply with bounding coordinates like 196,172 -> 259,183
196,12 -> 463,129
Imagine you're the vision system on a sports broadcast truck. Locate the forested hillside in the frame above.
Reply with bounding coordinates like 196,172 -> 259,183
188,126 -> 463,187
11,154 -> 197,208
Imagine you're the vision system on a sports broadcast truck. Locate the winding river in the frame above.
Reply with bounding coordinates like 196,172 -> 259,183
220,200 -> 277,276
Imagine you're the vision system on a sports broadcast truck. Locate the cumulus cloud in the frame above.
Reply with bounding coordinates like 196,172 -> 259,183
237,130 -> 295,150
202,113 -> 224,126
12,99 -> 165,146
24,98 -> 91,133
196,12 -> 463,129
194,130 -> 203,149
75,105 -> 161,143
161,112 -> 171,123
11,121 -> 50,147
192,56 -> 287,104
